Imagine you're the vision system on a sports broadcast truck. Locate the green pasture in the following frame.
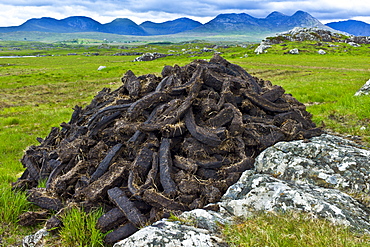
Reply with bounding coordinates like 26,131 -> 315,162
0,40 -> 369,245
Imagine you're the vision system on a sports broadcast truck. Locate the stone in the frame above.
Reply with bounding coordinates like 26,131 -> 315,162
318,49 -> 326,55
220,173 -> 370,231
255,134 -> 370,196
289,48 -> 299,54
266,27 -> 370,45
22,228 -> 48,247
180,209 -> 229,233
133,52 -> 171,61
355,79 -> 370,96
348,42 -> 361,47
113,219 -> 227,247
254,42 -> 272,54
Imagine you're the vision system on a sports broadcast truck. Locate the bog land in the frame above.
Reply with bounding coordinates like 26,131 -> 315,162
0,40 -> 369,246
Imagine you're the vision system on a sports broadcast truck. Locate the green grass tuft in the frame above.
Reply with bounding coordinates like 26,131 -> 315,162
0,187 -> 30,223
59,207 -> 106,247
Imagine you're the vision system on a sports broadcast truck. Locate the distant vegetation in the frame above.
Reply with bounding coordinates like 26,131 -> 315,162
0,39 -> 369,246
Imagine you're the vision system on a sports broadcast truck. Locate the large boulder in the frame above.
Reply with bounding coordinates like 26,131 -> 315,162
255,134 -> 370,196
220,173 -> 370,231
113,217 -> 227,247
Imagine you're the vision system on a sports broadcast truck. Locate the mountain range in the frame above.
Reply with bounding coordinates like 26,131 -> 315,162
0,11 -> 368,37
326,20 -> 370,36
0,16 -> 202,35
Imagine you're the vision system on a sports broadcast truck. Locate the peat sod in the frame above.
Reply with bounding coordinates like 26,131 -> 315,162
14,54 -> 322,244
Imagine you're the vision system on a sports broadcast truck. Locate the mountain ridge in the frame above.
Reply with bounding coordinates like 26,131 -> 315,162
0,11 -> 366,36
187,10 -> 329,35
326,20 -> 370,36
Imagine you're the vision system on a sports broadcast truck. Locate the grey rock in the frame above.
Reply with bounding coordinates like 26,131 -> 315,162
220,173 -> 370,231
289,48 -> 299,54
113,219 -> 227,247
22,228 -> 48,247
134,52 -> 171,62
254,42 -> 271,54
347,36 -> 370,44
255,134 -> 370,195
272,27 -> 345,43
180,209 -> 229,233
201,47 -> 214,52
348,42 -> 361,47
355,79 -> 370,96
318,49 -> 326,54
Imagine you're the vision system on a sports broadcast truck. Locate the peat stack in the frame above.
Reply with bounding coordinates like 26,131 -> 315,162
14,54 -> 322,244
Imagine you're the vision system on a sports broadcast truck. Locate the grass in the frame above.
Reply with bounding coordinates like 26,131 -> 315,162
59,207 -> 105,247
0,186 -> 30,223
0,39 -> 369,245
223,211 -> 370,247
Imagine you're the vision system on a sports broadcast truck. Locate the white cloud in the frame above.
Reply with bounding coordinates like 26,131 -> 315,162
0,0 -> 370,27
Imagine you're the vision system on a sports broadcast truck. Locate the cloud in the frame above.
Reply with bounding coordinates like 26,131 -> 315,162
0,0 -> 370,27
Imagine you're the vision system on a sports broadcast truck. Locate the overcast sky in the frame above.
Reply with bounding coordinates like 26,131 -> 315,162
0,0 -> 369,27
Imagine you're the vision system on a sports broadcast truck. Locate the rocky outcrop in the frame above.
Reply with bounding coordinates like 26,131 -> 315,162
133,52 -> 172,61
264,27 -> 370,45
113,134 -> 370,246
254,42 -> 271,54
266,27 -> 345,44
255,134 -> 370,196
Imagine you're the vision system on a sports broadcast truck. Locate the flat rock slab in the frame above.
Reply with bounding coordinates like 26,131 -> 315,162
113,219 -> 227,247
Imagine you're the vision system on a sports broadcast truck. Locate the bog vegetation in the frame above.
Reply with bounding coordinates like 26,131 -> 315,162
0,39 -> 369,246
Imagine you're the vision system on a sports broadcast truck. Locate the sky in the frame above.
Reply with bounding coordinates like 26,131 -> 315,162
0,0 -> 370,27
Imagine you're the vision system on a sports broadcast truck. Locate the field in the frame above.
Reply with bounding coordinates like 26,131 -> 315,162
1,40 -> 370,246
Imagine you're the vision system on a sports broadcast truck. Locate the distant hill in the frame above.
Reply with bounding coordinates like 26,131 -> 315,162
189,11 -> 329,35
0,11 -> 331,37
0,16 -> 197,36
140,18 -> 202,35
103,18 -> 147,35
1,16 -> 102,33
326,20 -> 370,36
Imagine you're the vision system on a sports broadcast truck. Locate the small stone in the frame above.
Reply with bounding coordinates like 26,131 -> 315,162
318,49 -> 326,55
289,48 -> 299,54
355,79 -> 370,96
22,228 -> 49,247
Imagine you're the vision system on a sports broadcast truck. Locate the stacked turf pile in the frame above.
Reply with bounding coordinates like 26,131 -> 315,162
14,54 -> 322,244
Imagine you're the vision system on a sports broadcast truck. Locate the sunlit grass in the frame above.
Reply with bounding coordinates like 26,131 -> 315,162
0,186 -> 30,223
59,207 -> 106,247
223,211 -> 370,247
0,40 -> 369,245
